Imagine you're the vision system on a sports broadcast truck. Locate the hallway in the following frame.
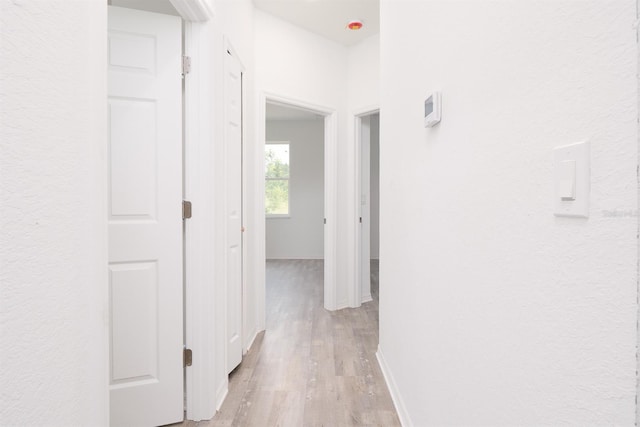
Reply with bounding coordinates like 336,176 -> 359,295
198,259 -> 400,426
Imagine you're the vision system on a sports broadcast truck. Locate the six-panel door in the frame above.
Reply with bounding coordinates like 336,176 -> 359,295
108,6 -> 183,426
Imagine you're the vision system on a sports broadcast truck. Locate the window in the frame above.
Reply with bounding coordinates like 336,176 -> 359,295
265,142 -> 290,216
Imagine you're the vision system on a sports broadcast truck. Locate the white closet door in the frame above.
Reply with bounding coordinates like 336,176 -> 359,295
108,6 -> 183,426
225,50 -> 243,374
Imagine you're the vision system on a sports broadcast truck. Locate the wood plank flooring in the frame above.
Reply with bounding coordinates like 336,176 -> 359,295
188,259 -> 399,427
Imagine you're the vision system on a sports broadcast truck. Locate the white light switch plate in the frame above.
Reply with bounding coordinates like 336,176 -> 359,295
553,141 -> 589,217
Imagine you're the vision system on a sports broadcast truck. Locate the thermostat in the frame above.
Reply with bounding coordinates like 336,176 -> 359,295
424,92 -> 441,128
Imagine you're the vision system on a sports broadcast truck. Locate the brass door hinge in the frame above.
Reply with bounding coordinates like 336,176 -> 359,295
184,348 -> 193,367
182,55 -> 191,76
183,200 -> 192,219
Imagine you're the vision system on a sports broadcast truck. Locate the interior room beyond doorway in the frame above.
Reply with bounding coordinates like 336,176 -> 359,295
265,102 -> 325,263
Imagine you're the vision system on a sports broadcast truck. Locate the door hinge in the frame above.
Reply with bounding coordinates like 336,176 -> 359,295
324,218 -> 327,224
359,217 -> 362,223
183,200 -> 192,219
182,55 -> 191,76
184,348 -> 193,367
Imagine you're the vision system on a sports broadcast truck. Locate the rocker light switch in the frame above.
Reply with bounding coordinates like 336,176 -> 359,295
558,160 -> 576,200
553,141 -> 589,218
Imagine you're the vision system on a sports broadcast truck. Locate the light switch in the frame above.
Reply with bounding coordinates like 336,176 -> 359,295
553,141 -> 589,218
558,160 -> 576,201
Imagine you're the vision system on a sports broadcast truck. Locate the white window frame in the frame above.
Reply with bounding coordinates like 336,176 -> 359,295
265,141 -> 291,218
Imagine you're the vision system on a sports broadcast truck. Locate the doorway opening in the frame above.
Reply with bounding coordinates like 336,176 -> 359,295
355,110 -> 380,306
264,102 -> 325,318
258,94 -> 338,314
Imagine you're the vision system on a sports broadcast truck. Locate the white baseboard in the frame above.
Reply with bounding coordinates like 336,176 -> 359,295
376,346 -> 413,427
361,294 -> 373,303
215,379 -> 228,411
244,327 -> 261,353
265,256 -> 324,260
334,300 -> 349,311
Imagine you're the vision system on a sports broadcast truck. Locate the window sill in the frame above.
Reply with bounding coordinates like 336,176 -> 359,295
266,215 -> 291,219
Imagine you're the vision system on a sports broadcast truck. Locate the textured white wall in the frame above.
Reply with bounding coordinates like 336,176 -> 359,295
378,1 -> 638,425
0,1 -> 109,425
266,120 -> 325,259
637,0 -> 640,424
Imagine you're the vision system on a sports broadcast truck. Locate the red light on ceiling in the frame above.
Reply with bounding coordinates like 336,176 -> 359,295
347,20 -> 363,30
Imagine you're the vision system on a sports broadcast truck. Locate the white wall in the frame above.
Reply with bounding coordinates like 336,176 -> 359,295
255,10 -> 348,110
348,34 -> 380,112
0,1 -> 109,425
370,113 -> 380,259
378,1 -> 638,425
637,2 -> 640,424
266,119 -> 324,259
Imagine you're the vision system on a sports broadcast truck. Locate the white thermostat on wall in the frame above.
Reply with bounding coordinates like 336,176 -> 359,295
424,91 -> 442,128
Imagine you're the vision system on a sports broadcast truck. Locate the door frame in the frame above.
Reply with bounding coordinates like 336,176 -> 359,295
256,92 -> 339,313
173,0 -> 217,422
353,107 -> 380,306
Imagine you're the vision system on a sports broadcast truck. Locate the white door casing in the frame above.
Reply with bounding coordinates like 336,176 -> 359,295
107,7 -> 183,426
360,116 -> 372,303
354,109 -> 379,306
225,49 -> 243,374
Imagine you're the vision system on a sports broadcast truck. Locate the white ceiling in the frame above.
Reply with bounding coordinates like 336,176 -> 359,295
266,103 -> 324,121
109,0 -> 180,15
253,0 -> 379,46
109,0 -> 379,47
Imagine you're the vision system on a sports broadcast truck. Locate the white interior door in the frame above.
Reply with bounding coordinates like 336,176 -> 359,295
225,49 -> 243,373
107,7 -> 183,426
360,117 -> 372,302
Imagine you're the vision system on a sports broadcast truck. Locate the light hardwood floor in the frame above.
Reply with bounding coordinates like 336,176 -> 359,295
184,259 -> 399,427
